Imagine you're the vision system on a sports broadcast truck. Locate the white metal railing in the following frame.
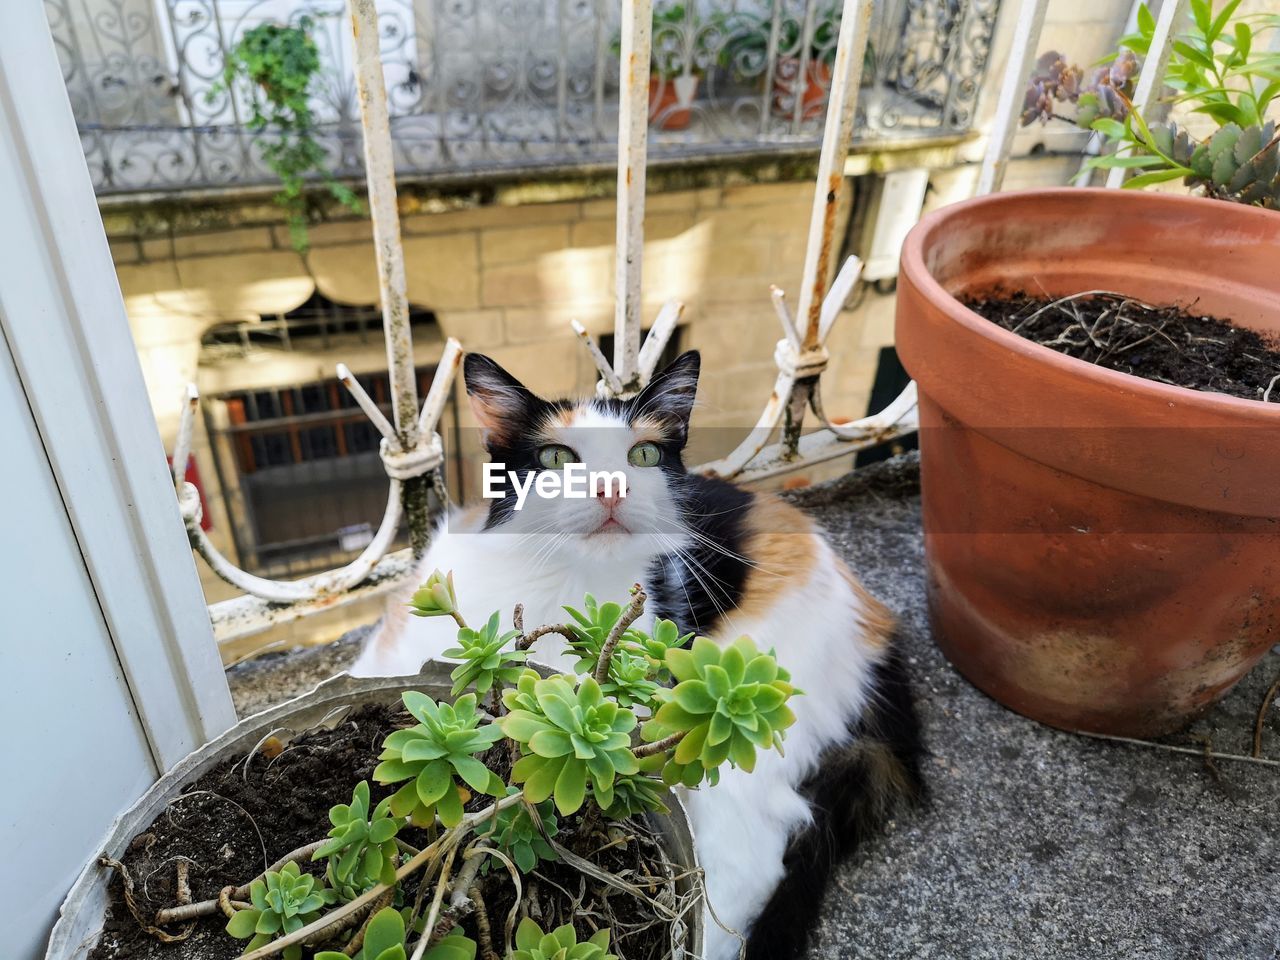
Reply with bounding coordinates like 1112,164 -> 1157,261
174,0 -> 1175,644
50,0 -> 1002,196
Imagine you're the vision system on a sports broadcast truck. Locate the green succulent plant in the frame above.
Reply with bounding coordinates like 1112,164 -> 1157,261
510,918 -> 616,960
314,907 -> 476,960
642,635 -> 798,787
499,671 -> 639,815
1032,0 -> 1280,204
561,595 -> 691,683
477,785 -> 559,873
597,649 -> 660,709
225,861 -> 336,960
1165,119 -> 1280,206
442,609 -> 527,697
312,780 -> 400,900
627,618 -> 694,681
596,771 -> 669,820
374,692 -> 505,828
560,595 -> 640,674
409,569 -> 463,623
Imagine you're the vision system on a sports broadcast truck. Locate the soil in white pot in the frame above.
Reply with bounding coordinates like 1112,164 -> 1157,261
89,703 -> 682,960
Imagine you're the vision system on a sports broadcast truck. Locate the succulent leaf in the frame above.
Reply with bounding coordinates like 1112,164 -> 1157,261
441,609 -> 527,696
374,692 -> 503,828
510,918 -> 616,960
225,861 -> 335,952
315,908 -> 476,960
478,785 -> 560,874
500,671 -> 639,815
408,569 -> 460,620
312,781 -> 401,899
642,636 -> 798,788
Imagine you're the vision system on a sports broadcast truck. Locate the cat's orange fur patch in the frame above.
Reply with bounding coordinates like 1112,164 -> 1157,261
631,413 -> 676,443
736,496 -> 893,652
734,497 -> 818,622
837,562 -> 894,652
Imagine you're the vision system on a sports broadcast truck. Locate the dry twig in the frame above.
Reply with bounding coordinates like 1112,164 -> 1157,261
235,792 -> 525,960
100,857 -> 196,944
1253,673 -> 1280,758
595,585 -> 647,683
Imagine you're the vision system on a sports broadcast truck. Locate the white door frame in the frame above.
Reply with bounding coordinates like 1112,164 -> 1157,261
1,1 -> 236,772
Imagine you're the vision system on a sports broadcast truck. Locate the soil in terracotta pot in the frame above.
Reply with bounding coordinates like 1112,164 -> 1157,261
963,291 -> 1280,403
87,704 -> 680,960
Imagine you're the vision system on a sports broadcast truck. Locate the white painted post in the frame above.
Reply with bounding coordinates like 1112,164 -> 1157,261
793,0 -> 874,347
347,0 -> 432,553
0,0 -> 235,772
976,0 -> 1051,195
1105,0 -> 1191,188
1075,0 -> 1146,185
613,0 -> 653,392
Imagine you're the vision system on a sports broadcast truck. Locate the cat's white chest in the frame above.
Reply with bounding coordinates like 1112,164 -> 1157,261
351,523 -> 650,677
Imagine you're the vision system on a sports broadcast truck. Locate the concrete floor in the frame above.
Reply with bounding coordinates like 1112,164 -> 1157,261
227,453 -> 1280,960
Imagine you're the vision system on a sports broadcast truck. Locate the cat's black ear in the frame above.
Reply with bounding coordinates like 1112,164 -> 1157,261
464,353 -> 540,449
629,350 -> 700,444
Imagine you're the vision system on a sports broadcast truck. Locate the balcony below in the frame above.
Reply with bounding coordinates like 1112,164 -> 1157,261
46,0 -> 1002,196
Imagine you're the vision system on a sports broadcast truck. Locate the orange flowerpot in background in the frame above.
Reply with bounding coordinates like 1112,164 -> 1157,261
772,57 -> 831,119
648,74 -> 698,130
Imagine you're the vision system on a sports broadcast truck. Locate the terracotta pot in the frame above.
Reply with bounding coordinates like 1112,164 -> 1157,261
648,73 -> 698,130
896,188 -> 1280,737
772,57 -> 831,120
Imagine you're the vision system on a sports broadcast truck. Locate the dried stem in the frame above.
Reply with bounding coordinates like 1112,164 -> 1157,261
217,887 -> 240,920
470,885 -> 498,960
175,860 -> 192,907
594,585 -> 646,684
1263,373 -> 1280,403
1253,673 -> 1280,759
517,624 -> 578,652
155,839 -> 328,926
234,793 -> 525,960
100,857 -> 195,944
409,845 -> 458,960
633,730 -> 687,758
448,847 -> 488,909
1069,728 -> 1280,767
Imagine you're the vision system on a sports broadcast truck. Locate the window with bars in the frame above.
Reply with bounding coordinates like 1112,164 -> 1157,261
201,291 -> 438,360
199,294 -> 452,577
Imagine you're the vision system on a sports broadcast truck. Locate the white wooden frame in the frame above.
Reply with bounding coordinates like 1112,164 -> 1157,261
0,1 -> 236,772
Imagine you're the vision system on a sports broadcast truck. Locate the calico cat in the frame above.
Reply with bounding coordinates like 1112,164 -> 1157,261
353,350 -> 924,960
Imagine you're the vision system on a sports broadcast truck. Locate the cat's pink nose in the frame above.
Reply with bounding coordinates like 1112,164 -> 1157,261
594,476 -> 623,509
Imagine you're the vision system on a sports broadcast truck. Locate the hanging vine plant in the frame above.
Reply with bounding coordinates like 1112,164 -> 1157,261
215,18 -> 363,254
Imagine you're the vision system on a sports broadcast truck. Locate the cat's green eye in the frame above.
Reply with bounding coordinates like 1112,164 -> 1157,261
537,444 -> 578,470
628,442 -> 661,468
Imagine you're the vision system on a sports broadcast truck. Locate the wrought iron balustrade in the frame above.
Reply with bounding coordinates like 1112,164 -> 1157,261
47,0 -> 1001,195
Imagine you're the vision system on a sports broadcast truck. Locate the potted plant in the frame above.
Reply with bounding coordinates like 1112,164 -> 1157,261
47,576 -> 798,960
718,4 -> 854,120
895,0 -> 1280,738
614,5 -> 714,130
213,18 -> 362,254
